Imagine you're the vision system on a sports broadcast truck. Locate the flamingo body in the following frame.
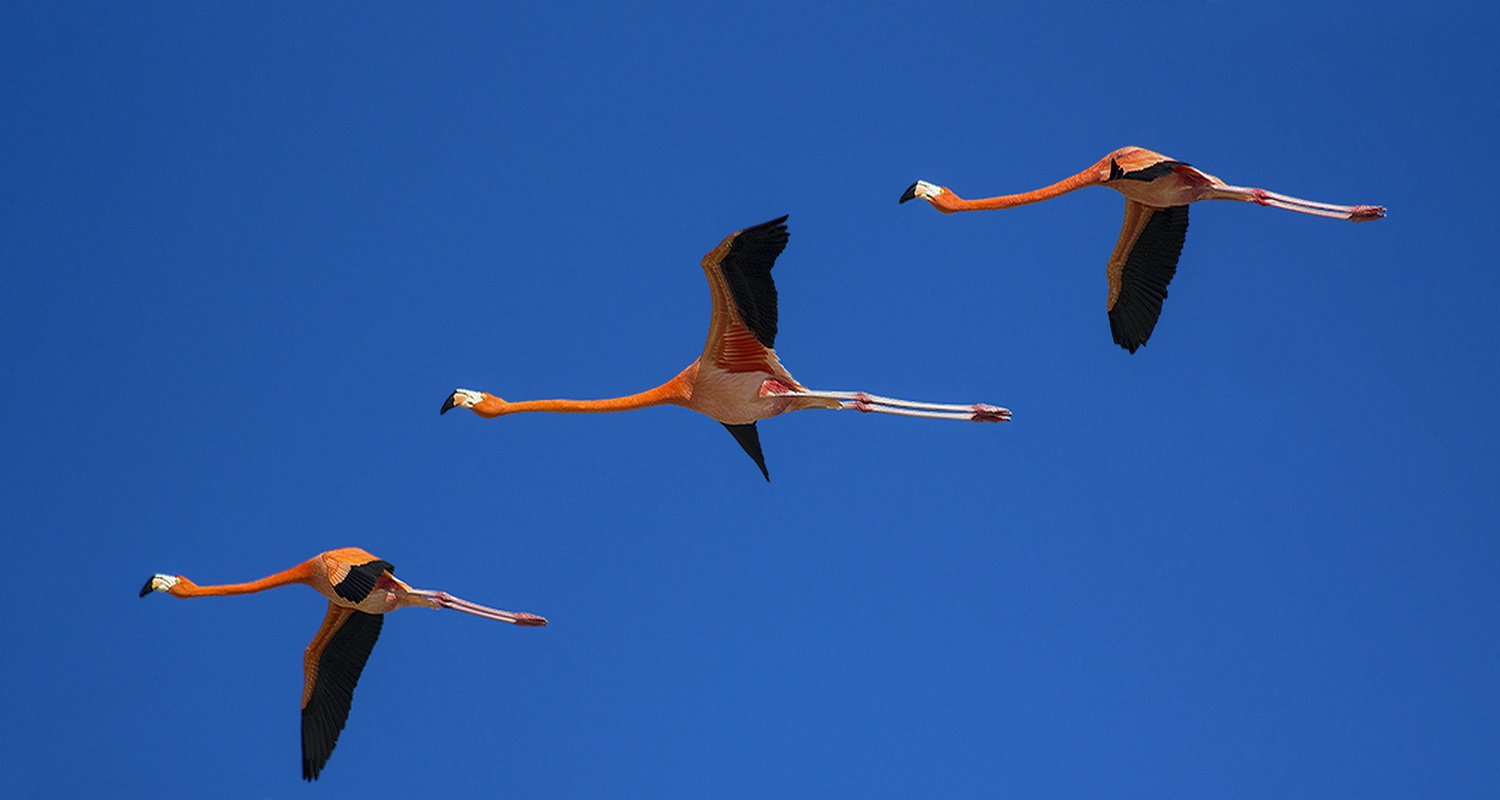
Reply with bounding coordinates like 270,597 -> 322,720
443,216 -> 1009,480
141,548 -> 546,780
901,147 -> 1386,352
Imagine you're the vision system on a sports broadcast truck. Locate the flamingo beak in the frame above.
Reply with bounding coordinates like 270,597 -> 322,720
898,181 -> 921,204
440,392 -> 459,415
139,577 -> 155,597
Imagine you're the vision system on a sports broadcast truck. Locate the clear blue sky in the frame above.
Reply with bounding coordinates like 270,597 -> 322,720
3,3 -> 1497,797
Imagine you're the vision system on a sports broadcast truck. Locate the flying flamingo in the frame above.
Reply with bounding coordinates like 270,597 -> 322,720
900,146 -> 1386,352
441,215 -> 1010,480
140,547 -> 547,780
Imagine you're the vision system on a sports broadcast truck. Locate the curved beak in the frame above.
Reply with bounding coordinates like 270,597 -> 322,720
898,181 -> 922,204
440,392 -> 459,415
139,576 -> 156,597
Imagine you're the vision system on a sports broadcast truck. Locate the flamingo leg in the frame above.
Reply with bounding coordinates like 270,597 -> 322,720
407,589 -> 548,626
836,399 -> 1011,422
1211,184 -> 1386,221
762,383 -> 1011,423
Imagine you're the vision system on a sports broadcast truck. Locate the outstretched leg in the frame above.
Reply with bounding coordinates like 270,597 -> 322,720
1210,184 -> 1385,221
761,382 -> 1011,423
407,589 -> 549,626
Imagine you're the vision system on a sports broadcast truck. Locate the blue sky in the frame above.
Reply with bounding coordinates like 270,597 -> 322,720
3,3 -> 1497,797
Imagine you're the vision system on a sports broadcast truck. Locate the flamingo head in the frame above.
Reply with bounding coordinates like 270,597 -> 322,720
440,388 -> 507,418
140,573 -> 184,597
899,180 -> 946,206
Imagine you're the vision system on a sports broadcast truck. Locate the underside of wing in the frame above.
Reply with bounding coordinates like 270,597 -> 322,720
301,605 -> 384,780
1106,201 -> 1189,353
722,422 -> 770,481
700,216 -> 789,371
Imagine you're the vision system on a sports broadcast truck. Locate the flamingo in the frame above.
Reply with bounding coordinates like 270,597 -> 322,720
140,547 -> 547,780
441,216 -> 1010,481
900,147 -> 1386,352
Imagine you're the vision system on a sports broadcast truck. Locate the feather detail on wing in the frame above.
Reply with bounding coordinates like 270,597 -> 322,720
301,605 -> 384,780
1106,201 -> 1189,353
700,217 -> 789,372
329,558 -> 395,603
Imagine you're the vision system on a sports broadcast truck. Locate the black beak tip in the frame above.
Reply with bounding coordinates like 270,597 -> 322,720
898,182 -> 920,204
440,393 -> 457,415
139,577 -> 155,597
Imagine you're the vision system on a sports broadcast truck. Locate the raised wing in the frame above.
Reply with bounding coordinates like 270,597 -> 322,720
1105,201 -> 1189,353
301,604 -> 384,780
1108,156 -> 1188,183
328,556 -> 396,604
699,216 -> 788,372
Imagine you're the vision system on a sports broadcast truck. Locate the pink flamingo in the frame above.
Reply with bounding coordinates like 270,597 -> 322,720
443,216 -> 1009,480
902,146 -> 1385,352
141,547 -> 546,780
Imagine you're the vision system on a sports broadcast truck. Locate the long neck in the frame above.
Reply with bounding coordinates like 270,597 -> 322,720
174,560 -> 317,597
947,168 -> 1101,211
497,367 -> 695,415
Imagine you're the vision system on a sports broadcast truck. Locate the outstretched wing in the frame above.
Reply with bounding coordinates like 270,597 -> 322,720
328,557 -> 396,603
699,216 -> 789,372
301,604 -> 384,780
722,422 -> 770,481
1105,201 -> 1189,353
1108,157 -> 1188,183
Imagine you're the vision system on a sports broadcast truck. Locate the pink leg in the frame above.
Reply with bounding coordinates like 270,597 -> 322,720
761,382 -> 1011,423
839,400 -> 1011,423
409,589 -> 548,626
1213,184 -> 1386,221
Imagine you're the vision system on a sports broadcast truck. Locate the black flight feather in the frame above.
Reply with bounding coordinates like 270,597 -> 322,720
718,216 -> 789,349
301,610 -> 383,780
1108,204 -> 1189,353
1110,160 -> 1188,183
722,422 -> 770,481
332,559 -> 395,603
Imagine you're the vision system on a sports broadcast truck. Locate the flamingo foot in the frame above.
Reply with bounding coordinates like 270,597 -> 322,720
1349,205 -> 1386,222
972,405 -> 1012,423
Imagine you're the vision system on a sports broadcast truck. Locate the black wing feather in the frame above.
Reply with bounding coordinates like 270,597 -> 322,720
302,610 -> 384,781
332,559 -> 395,603
722,422 -> 770,481
1109,204 -> 1189,353
718,216 -> 789,348
1110,160 -> 1188,183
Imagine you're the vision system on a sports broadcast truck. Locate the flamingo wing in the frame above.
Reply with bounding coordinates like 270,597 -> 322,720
699,216 -> 788,371
721,423 -> 769,481
301,603 -> 384,780
1108,157 -> 1188,183
1105,201 -> 1189,353
329,557 -> 395,603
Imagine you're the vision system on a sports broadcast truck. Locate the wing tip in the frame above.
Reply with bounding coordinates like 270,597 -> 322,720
722,422 -> 771,481
737,215 -> 790,242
